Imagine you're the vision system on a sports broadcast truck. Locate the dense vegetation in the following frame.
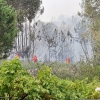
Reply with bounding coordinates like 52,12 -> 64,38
0,0 -> 17,58
0,59 -> 100,100
0,0 -> 100,99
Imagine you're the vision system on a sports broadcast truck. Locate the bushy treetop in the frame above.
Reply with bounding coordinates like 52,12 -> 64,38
0,0 -> 18,58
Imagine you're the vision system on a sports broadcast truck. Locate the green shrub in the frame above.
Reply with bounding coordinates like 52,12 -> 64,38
0,59 -> 100,100
0,59 -> 46,100
37,66 -> 100,100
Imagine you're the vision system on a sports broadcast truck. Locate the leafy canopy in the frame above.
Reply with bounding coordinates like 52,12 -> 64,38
80,0 -> 100,64
6,0 -> 42,22
0,0 -> 18,58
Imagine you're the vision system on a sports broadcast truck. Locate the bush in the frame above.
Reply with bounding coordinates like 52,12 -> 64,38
0,59 -> 100,100
0,59 -> 46,100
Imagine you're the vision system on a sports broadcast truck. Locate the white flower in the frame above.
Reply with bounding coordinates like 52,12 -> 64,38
95,87 -> 100,92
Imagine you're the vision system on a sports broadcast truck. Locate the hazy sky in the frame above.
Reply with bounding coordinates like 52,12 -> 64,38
40,0 -> 82,22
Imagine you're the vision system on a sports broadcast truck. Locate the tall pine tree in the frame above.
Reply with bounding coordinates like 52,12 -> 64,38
0,0 -> 18,58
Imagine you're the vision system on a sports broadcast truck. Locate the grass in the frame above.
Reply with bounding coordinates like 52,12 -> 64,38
0,59 -> 100,82
19,61 -> 100,81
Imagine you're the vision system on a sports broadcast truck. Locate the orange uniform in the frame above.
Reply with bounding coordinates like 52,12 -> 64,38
66,58 -> 70,64
32,55 -> 38,62
15,54 -> 19,58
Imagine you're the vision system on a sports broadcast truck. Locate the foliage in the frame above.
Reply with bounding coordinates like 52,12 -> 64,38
0,59 -> 46,100
36,66 -> 100,100
80,0 -> 100,64
0,0 -> 18,58
6,0 -> 42,22
21,61 -> 100,81
0,59 -> 100,99
5,0 -> 43,57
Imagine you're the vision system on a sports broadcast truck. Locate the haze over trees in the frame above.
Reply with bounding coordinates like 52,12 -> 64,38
5,0 -> 44,60
0,0 -> 100,65
0,0 -> 43,59
79,0 -> 100,64
11,15 -> 92,63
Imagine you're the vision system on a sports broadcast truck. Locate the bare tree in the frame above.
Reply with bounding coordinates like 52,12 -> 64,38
74,21 -> 92,63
